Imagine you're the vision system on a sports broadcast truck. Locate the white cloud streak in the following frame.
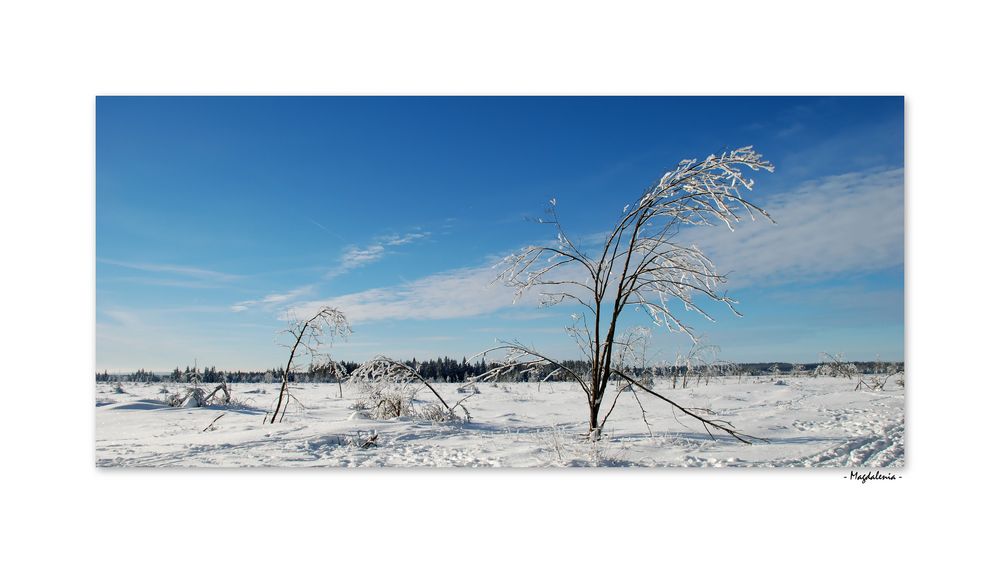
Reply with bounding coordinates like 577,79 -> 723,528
322,230 -> 429,279
232,230 -> 429,312
283,168 -> 903,323
383,232 -> 429,246
327,245 -> 386,276
287,264 -> 523,323
231,285 -> 316,312
98,258 -> 242,283
684,167 -> 904,288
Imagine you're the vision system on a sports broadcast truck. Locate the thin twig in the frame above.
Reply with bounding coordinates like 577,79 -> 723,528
202,412 -> 226,432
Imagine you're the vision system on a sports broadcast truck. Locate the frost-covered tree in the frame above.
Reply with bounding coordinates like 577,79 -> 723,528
769,363 -> 783,380
672,340 -> 719,389
266,307 -> 351,424
492,147 -> 774,440
818,352 -> 858,379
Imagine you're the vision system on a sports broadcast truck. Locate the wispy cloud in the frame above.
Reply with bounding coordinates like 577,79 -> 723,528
100,276 -> 233,289
287,263 -> 523,323
383,232 -> 429,246
328,245 -> 385,276
690,167 -> 904,287
102,308 -> 143,327
231,285 -> 315,312
232,230 -> 430,312
98,259 -> 242,283
322,230 -> 430,279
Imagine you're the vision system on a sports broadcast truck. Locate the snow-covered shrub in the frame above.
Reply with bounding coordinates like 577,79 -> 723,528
418,403 -> 457,422
817,353 -> 859,379
169,386 -> 207,407
348,356 -> 468,421
310,432 -> 379,449
418,402 -> 471,423
371,388 -> 414,419
167,383 -> 235,408
348,377 -> 416,420
456,384 -> 480,394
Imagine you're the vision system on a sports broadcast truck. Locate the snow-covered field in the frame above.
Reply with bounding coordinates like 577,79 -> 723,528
95,377 -> 903,468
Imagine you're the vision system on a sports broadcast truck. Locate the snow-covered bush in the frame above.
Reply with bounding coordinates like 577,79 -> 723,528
167,382 -> 236,408
169,386 -> 207,408
348,356 -> 470,422
348,370 -> 416,419
371,387 -> 415,419
418,403 -> 465,423
817,353 -> 858,379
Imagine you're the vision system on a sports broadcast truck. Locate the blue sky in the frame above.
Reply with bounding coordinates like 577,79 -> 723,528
96,96 -> 903,371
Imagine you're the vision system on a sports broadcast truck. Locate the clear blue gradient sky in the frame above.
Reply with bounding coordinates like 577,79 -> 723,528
96,96 -> 903,371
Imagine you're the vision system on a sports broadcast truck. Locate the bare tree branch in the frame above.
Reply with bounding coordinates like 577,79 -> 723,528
614,370 -> 765,444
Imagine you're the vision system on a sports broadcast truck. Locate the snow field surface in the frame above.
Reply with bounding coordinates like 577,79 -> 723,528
95,377 -> 903,468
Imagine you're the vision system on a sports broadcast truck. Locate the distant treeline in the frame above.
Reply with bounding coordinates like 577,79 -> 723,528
96,358 -> 903,383
97,357 -> 502,384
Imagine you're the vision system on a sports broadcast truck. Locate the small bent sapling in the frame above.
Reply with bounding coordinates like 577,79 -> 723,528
266,307 -> 351,424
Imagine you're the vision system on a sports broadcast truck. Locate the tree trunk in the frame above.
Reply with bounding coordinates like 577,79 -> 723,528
269,378 -> 288,424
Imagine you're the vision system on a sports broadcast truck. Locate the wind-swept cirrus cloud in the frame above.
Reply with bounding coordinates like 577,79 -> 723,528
98,258 -> 243,288
231,230 -> 430,312
323,231 -> 431,278
230,285 -> 316,312
688,167 -> 903,288
285,264 -> 522,323
280,167 -> 903,324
